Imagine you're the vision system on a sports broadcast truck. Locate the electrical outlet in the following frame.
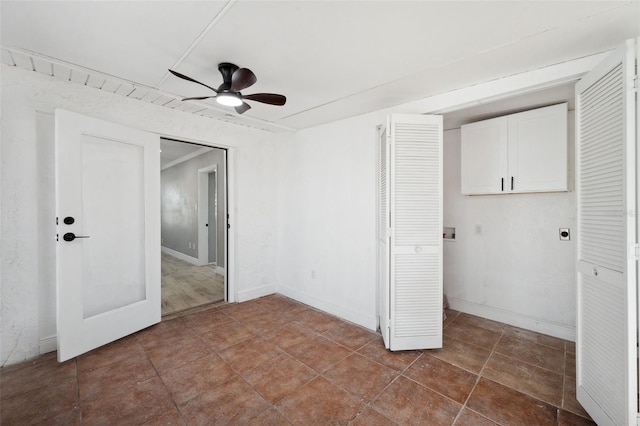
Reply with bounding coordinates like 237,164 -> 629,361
559,228 -> 570,241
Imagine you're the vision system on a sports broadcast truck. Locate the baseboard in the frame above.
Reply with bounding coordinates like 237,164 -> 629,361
448,297 -> 576,341
238,285 -> 275,303
40,335 -> 57,354
161,246 -> 199,266
215,266 -> 225,276
277,285 -> 377,332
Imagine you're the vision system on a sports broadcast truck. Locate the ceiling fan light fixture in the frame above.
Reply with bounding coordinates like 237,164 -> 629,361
216,92 -> 243,107
168,64 -> 285,115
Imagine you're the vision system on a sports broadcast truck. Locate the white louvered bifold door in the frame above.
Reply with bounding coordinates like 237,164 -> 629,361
388,114 -> 443,351
575,39 -> 638,426
379,125 -> 391,347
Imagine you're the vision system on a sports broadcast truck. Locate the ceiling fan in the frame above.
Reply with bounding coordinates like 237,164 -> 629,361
168,63 -> 286,114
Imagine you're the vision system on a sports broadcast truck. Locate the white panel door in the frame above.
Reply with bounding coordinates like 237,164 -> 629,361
387,114 -> 443,351
575,39 -> 638,426
56,110 -> 161,362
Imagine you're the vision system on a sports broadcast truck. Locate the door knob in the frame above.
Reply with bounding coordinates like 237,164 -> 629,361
63,232 -> 90,242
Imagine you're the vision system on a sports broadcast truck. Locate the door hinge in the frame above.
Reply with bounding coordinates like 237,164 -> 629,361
633,243 -> 640,261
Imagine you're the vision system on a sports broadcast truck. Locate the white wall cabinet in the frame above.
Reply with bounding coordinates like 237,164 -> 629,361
461,103 -> 568,195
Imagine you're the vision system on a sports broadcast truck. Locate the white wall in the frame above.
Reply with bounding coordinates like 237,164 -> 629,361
276,113 -> 385,329
1,65 -> 279,366
276,102 -> 577,340
443,111 -> 577,340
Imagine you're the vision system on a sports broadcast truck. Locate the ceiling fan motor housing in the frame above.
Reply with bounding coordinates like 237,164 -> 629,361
217,62 -> 239,91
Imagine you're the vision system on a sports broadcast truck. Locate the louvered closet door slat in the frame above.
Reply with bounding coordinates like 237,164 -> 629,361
394,253 -> 440,337
380,129 -> 388,239
575,38 -> 637,426
389,114 -> 443,351
394,124 -> 440,246
579,62 -> 625,273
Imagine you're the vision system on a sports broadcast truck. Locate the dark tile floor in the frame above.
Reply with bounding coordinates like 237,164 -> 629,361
0,294 -> 594,425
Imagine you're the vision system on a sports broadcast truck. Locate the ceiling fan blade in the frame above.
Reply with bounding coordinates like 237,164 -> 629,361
231,68 -> 257,92
243,93 -> 286,106
235,102 -> 251,114
168,69 -> 218,93
181,95 -> 217,101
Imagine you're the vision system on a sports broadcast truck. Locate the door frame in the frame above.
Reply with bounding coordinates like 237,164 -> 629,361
197,164 -> 218,267
161,135 -> 236,303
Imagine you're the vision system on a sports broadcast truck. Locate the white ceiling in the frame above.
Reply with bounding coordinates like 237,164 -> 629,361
1,1 -> 638,131
160,139 -> 213,170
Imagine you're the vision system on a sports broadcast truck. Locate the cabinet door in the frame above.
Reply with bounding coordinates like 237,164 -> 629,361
508,103 -> 568,193
461,116 -> 508,195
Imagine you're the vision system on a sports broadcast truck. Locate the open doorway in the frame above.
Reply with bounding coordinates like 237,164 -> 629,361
159,137 -> 227,316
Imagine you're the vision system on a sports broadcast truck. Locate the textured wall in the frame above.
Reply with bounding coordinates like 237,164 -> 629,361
1,64 -> 278,366
276,112 -> 390,330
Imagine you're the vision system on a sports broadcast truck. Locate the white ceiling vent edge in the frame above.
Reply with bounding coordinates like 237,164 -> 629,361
0,46 -> 295,133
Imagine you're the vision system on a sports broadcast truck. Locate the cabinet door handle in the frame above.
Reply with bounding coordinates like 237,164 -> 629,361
501,178 -> 504,191
511,176 -> 514,190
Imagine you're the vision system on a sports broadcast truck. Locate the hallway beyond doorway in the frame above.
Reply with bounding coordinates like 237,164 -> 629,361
161,252 -> 224,316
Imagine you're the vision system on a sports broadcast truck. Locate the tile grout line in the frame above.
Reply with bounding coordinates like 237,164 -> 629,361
209,308 -> 341,424
482,329 -> 569,411
346,350 -> 424,425
240,296 -> 371,424
144,339 -> 192,425
451,327 -> 504,425
242,323 -> 376,424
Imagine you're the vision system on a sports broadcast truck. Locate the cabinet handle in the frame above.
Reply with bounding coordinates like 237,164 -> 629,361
511,176 -> 514,190
501,178 -> 504,191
